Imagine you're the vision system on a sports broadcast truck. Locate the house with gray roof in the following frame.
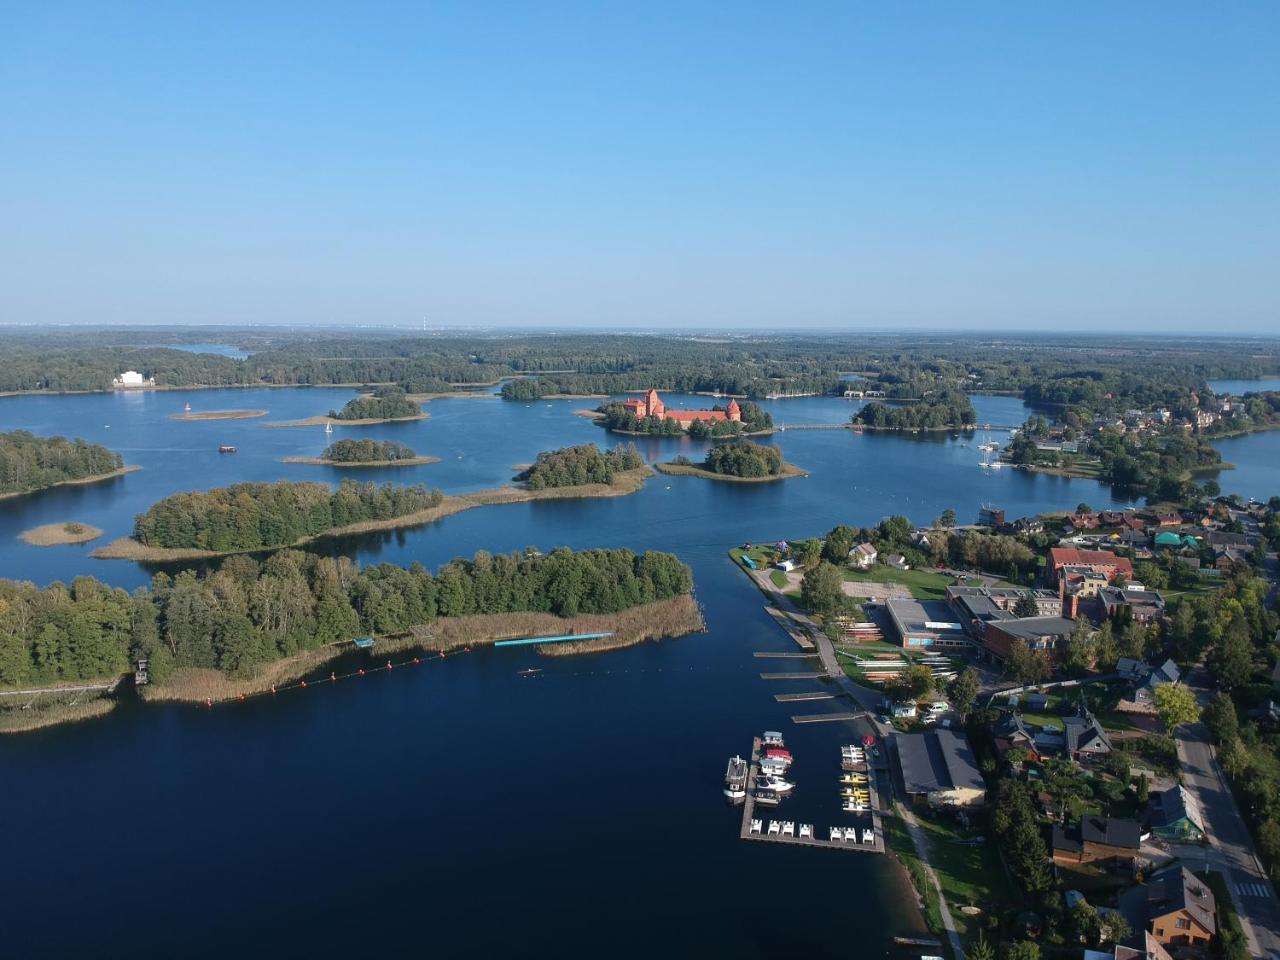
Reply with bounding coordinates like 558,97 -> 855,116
895,729 -> 986,808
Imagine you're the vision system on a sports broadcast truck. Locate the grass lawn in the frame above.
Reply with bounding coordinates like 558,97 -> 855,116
1018,712 -> 1064,731
912,813 -> 1011,940
841,566 -> 955,600
769,569 -> 790,589
882,814 -> 945,940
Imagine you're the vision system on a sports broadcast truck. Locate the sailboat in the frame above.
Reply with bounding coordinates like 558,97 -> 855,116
324,421 -> 333,435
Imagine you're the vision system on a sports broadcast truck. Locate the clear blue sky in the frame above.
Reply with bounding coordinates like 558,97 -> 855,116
2,2 -> 1277,331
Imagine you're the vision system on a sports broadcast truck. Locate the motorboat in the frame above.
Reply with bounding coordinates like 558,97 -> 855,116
724,756 -> 748,800
843,802 -> 869,813
799,824 -> 813,839
763,748 -> 792,765
829,826 -> 842,842
755,788 -> 780,807
757,776 -> 794,794
749,819 -> 762,835
761,731 -> 785,748
843,827 -> 859,842
781,821 -> 795,837
840,773 -> 867,785
767,820 -> 781,836
758,758 -> 789,778
862,828 -> 875,844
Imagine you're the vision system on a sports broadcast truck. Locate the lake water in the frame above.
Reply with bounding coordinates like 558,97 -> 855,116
1,386 -> 1276,956
1207,376 -> 1280,396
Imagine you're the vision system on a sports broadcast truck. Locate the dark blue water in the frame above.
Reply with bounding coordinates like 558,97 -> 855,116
1,386 -> 1276,957
162,342 -> 252,359
1207,376 -> 1280,396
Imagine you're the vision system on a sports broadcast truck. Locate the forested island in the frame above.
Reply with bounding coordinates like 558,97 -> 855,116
283,438 -> 437,467
0,430 -> 135,498
0,547 -> 700,725
124,480 -> 442,555
656,440 -> 805,482
514,443 -> 643,489
851,390 -> 977,430
328,386 -> 424,422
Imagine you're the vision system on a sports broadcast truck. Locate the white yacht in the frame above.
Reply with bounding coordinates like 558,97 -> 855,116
862,828 -> 875,844
781,821 -> 795,837
799,824 -> 813,839
760,777 -> 794,794
749,819 -> 762,834
843,827 -> 859,842
761,730 -> 785,748
767,820 -> 781,836
829,826 -> 841,842
724,756 -> 748,800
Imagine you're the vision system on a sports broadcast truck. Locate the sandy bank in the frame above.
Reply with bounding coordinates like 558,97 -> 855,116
168,409 -> 268,421
654,461 -> 808,482
18,522 -> 104,546
262,412 -> 429,428
280,455 -> 441,468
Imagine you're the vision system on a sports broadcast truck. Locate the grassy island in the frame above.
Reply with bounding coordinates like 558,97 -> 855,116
851,390 -> 976,430
168,409 -> 267,421
656,440 -> 802,482
18,521 -> 104,546
0,430 -> 138,499
0,547 -> 699,729
282,438 -> 438,467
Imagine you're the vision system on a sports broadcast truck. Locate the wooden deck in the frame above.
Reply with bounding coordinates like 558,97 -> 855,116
758,671 -> 825,680
752,651 -> 819,659
773,691 -> 835,702
790,711 -> 865,724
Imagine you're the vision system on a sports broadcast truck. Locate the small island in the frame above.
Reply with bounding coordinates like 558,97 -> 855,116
513,442 -> 644,489
0,430 -> 140,499
329,385 -> 424,421
851,390 -> 976,430
168,409 -> 268,421
18,521 -> 104,546
282,438 -> 439,468
655,440 -> 806,482
593,389 -> 774,436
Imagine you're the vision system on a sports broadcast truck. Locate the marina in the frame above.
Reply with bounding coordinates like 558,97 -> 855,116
737,737 -> 886,855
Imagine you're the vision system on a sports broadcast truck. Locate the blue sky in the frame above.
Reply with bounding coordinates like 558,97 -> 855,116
2,2 -> 1277,331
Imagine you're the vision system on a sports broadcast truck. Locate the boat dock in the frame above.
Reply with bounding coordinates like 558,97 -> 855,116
737,738 -> 885,855
773,691 -> 835,702
758,671 -> 825,680
752,651 -> 818,659
790,711 -> 865,724
761,606 -> 815,650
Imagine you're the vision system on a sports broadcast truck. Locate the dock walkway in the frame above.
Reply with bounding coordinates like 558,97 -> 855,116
759,671 -> 825,680
737,738 -> 885,855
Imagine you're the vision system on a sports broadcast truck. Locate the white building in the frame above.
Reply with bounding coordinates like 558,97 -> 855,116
113,370 -> 153,388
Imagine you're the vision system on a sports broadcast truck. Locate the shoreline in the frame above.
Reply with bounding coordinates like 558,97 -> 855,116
0,464 -> 142,501
140,594 -> 703,704
654,461 -> 808,482
18,522 -> 104,546
262,412 -> 429,428
90,466 -> 654,562
168,409 -> 268,421
280,455 -> 441,467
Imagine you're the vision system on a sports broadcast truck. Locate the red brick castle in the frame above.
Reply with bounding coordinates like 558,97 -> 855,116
622,389 -> 741,429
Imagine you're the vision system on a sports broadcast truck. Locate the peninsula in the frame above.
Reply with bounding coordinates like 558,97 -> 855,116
0,430 -> 139,499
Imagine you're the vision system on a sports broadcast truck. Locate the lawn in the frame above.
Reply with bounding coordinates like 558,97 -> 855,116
912,812 -> 1011,940
769,569 -> 791,589
841,566 -> 955,600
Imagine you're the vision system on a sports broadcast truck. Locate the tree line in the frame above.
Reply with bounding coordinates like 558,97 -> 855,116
0,547 -> 695,686
700,440 -> 783,478
0,430 -> 124,496
319,439 -> 418,463
515,443 -> 643,490
132,480 -> 443,551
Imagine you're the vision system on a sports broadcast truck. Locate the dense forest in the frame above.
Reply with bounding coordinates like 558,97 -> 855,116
0,430 -> 124,496
0,547 -> 695,686
319,439 -> 418,463
133,480 -> 442,551
3,329 -> 1279,413
852,390 -> 976,429
328,386 -> 421,420
1092,429 -> 1223,500
697,440 -> 784,478
514,443 -> 644,489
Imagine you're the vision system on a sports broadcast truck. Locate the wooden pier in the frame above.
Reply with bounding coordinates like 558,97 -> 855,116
774,691 -> 835,702
790,711 -> 865,724
761,606 -> 815,650
759,671 -> 825,680
752,651 -> 819,659
737,738 -> 885,855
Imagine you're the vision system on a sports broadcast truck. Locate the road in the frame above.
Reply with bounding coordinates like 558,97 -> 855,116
1178,667 -> 1280,958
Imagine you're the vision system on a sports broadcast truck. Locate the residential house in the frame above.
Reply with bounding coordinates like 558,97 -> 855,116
1147,785 -> 1205,842
895,729 -> 987,808
1063,704 -> 1113,761
1100,587 -> 1167,624
1048,548 -> 1134,584
1051,816 -> 1143,871
848,542 -> 878,569
883,553 -> 910,570
1118,865 -> 1215,948
992,712 -> 1042,761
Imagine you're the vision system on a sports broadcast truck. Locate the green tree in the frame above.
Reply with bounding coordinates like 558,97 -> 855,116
1006,639 -> 1051,684
1093,621 -> 1118,671
967,934 -> 996,960
1003,940 -> 1040,960
1203,691 -> 1239,744
799,561 -> 845,617
1063,618 -> 1096,674
1153,683 -> 1201,731
949,666 -> 980,720
937,508 -> 957,528
887,664 -> 934,702
1014,595 -> 1040,618
1210,618 -> 1255,689
1098,911 -> 1131,945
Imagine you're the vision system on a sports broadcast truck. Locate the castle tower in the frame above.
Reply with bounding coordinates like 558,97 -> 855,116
726,399 -> 742,422
645,388 -> 665,418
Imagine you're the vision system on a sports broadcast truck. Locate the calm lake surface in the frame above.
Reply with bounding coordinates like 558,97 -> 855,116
1,386 -> 1276,957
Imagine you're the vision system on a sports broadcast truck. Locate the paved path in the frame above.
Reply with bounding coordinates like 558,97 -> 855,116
897,801 -> 966,960
1177,667 -> 1280,958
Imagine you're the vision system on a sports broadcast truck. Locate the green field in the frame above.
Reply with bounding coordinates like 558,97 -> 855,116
841,566 -> 955,600
911,813 -> 1011,938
